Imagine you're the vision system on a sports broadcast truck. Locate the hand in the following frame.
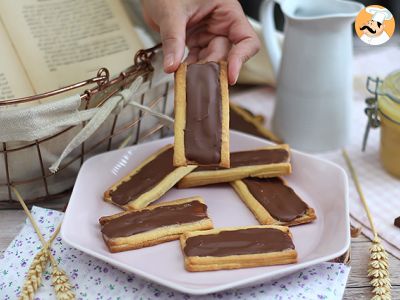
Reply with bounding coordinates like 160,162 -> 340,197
142,0 -> 260,85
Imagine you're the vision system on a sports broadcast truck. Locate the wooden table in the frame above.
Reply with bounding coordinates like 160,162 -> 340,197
0,210 -> 399,299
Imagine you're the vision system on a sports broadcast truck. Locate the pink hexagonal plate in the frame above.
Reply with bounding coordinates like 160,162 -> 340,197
61,131 -> 350,295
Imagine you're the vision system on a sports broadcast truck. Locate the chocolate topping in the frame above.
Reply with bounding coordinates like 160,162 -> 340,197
184,62 -> 222,164
109,147 -> 176,205
195,149 -> 288,171
242,178 -> 308,222
184,227 -> 294,257
239,107 -> 257,118
101,201 -> 208,238
394,216 -> 400,229
230,108 -> 266,139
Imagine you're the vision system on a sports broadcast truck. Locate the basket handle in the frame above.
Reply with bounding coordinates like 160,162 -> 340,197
49,76 -> 174,173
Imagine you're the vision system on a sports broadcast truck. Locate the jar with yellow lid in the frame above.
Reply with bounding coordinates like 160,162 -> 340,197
365,71 -> 400,178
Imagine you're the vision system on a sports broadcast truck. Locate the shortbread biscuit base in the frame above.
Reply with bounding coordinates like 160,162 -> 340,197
173,61 -> 230,168
231,179 -> 316,226
219,61 -> 230,169
180,225 -> 297,272
230,103 -> 282,143
103,144 -> 197,210
173,64 -> 187,167
100,197 -> 213,253
178,144 -> 291,188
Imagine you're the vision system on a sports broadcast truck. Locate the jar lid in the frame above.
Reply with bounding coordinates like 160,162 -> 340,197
378,71 -> 400,123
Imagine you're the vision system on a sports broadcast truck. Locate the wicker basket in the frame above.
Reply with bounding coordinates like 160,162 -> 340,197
0,44 -> 173,209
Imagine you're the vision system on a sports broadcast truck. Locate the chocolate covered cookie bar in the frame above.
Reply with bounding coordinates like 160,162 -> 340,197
174,61 -> 230,168
178,144 -> 291,188
180,225 -> 297,271
100,197 -> 213,252
230,103 -> 282,143
231,177 -> 316,226
104,145 -> 196,210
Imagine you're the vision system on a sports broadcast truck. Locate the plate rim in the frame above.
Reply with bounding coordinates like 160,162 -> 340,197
60,131 -> 350,295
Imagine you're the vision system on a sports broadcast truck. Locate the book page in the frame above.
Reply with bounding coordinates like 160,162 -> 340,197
0,0 -> 144,94
0,20 -> 34,100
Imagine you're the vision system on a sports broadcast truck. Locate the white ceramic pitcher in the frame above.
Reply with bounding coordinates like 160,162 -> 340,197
260,0 -> 363,152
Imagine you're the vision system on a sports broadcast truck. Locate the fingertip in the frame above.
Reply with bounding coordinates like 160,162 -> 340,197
160,34 -> 185,73
163,53 -> 180,73
163,54 -> 174,73
227,38 -> 259,85
228,58 -> 240,85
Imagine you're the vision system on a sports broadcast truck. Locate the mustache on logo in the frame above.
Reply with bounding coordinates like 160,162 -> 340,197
360,25 -> 376,34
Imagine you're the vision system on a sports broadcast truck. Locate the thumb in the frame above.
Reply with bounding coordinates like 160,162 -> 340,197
159,14 -> 187,73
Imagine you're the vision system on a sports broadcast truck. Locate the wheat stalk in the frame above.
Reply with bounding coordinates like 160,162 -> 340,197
52,266 -> 75,300
12,186 -> 76,300
19,222 -> 61,300
369,238 -> 391,300
342,150 -> 391,300
19,248 -> 50,300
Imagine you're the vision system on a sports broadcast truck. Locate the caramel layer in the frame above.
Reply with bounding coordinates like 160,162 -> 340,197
109,147 -> 175,205
195,148 -> 288,171
184,227 -> 294,257
184,62 -> 222,164
101,201 -> 208,238
242,178 -> 308,222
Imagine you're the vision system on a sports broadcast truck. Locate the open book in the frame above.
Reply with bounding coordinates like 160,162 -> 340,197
0,0 -> 144,100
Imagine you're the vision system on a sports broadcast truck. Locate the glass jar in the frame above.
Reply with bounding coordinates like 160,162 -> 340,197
377,71 -> 400,178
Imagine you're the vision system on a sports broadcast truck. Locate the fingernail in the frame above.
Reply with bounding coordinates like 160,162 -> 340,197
164,54 -> 174,70
230,74 -> 239,86
234,75 -> 239,85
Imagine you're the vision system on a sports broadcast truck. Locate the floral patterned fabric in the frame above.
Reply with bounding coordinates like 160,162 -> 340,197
0,206 -> 350,299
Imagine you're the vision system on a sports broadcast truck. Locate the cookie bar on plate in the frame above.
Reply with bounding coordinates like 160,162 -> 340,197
178,145 -> 291,188
231,177 -> 316,226
180,225 -> 297,272
100,197 -> 213,252
230,103 -> 282,143
104,144 -> 196,210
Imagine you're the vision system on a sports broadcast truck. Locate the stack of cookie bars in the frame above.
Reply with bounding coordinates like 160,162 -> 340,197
99,61 -> 316,272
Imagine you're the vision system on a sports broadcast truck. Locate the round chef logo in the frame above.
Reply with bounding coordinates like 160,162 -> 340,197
355,5 -> 395,46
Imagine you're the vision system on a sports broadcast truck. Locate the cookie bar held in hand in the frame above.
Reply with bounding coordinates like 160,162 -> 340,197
174,61 -> 230,168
